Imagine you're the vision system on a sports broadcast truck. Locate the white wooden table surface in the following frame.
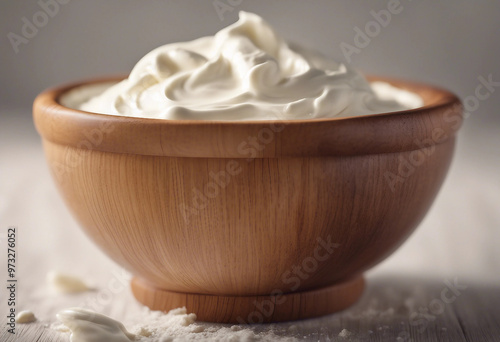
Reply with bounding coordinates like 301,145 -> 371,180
1,108 -> 499,341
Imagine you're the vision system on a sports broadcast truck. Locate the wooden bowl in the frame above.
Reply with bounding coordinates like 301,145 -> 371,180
33,76 -> 462,323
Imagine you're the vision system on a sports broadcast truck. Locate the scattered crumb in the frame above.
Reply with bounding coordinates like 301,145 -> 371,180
190,325 -> 204,333
47,271 -> 92,293
338,329 -> 352,338
51,322 -> 70,333
136,326 -> 153,337
16,310 -> 36,323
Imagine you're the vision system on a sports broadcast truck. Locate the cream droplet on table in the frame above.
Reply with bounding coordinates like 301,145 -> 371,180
16,310 -> 36,323
57,308 -> 136,342
47,271 -> 92,294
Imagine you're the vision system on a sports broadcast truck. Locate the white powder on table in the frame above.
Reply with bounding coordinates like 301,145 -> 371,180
338,328 -> 352,338
55,307 -> 299,342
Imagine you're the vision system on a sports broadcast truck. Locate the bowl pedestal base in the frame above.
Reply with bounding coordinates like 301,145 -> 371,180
131,276 -> 365,323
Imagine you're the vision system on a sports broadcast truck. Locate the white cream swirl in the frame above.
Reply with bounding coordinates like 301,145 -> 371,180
79,12 -> 422,120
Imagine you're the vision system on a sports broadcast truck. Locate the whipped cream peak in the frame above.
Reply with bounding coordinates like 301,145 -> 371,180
79,11 -> 422,120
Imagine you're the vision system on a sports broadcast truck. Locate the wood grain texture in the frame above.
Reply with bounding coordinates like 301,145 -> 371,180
131,276 -> 365,323
32,76 -> 463,322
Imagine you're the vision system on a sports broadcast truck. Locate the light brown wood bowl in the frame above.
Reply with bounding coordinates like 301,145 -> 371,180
33,76 -> 462,323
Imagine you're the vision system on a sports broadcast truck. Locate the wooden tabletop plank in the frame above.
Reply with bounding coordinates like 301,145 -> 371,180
5,275 -> 499,341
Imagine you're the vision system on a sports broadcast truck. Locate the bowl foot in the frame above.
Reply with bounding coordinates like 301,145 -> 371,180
131,276 -> 365,323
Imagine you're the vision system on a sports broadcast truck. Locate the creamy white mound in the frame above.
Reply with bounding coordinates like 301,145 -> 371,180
74,11 -> 422,120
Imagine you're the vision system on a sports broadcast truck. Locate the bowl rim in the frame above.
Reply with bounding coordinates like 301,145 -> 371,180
33,75 -> 463,158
